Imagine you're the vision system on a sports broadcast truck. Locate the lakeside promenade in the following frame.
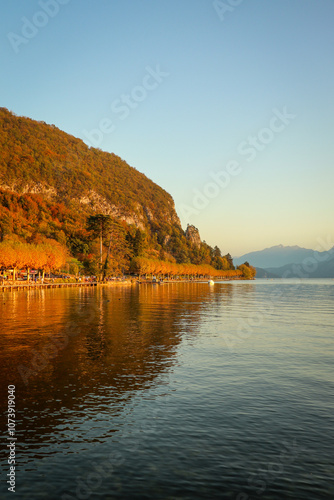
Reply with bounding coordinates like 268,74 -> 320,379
0,281 -> 98,292
0,276 -> 249,292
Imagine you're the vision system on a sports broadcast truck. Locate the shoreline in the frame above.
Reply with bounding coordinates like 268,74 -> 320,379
0,281 -> 98,292
0,277 -> 253,292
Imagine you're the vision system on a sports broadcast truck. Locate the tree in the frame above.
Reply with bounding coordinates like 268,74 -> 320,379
223,253 -> 235,270
0,211 -> 12,242
238,263 -> 256,279
39,241 -> 68,279
133,228 -> 145,257
86,214 -> 112,279
66,257 -> 84,276
102,219 -> 130,280
213,245 -> 222,258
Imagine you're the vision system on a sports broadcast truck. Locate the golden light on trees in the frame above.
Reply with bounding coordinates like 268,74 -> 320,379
0,240 -> 68,281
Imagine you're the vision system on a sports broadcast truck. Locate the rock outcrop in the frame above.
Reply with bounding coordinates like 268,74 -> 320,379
185,224 -> 201,249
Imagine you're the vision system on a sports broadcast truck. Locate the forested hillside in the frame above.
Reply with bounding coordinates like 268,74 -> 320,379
0,108 -> 255,279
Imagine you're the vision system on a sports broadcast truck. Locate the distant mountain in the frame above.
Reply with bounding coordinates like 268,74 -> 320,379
265,257 -> 334,278
237,244 -> 334,278
234,244 -> 333,269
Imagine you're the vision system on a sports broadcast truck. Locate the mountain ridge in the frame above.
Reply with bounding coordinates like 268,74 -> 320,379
234,244 -> 333,269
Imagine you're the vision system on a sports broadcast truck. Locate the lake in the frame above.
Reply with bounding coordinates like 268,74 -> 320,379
0,279 -> 333,499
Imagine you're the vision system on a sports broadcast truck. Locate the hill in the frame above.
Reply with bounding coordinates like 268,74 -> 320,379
0,107 -> 254,278
0,107 -> 179,230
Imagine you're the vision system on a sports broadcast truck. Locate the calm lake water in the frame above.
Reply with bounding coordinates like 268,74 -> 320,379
0,279 -> 333,499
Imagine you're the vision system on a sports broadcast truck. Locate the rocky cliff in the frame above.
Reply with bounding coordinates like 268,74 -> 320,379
185,225 -> 201,249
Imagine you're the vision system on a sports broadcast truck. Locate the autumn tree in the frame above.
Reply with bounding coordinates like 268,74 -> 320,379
238,263 -> 256,280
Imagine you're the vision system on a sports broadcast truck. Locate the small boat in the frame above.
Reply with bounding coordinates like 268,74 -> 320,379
208,280 -> 214,285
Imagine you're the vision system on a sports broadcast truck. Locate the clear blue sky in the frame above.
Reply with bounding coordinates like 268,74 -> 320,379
1,0 -> 333,256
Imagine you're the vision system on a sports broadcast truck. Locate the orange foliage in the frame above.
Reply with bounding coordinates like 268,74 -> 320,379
0,240 -> 68,273
130,257 -> 243,279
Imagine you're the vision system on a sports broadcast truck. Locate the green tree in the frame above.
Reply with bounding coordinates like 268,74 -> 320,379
133,228 -> 145,256
102,219 -> 130,280
86,214 -> 112,277
223,253 -> 235,270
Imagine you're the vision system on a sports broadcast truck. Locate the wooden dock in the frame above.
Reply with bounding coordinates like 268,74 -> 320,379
0,282 -> 97,292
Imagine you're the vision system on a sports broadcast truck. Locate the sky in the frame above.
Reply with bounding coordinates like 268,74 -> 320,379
1,0 -> 334,257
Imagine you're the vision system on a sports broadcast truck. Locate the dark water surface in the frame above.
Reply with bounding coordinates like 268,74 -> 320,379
0,280 -> 333,499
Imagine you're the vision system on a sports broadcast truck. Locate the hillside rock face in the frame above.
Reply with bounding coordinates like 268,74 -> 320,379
0,182 -> 57,200
185,225 -> 201,249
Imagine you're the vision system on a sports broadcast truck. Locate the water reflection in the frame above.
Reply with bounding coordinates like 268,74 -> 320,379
0,283 -> 237,456
1,281 -> 333,499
